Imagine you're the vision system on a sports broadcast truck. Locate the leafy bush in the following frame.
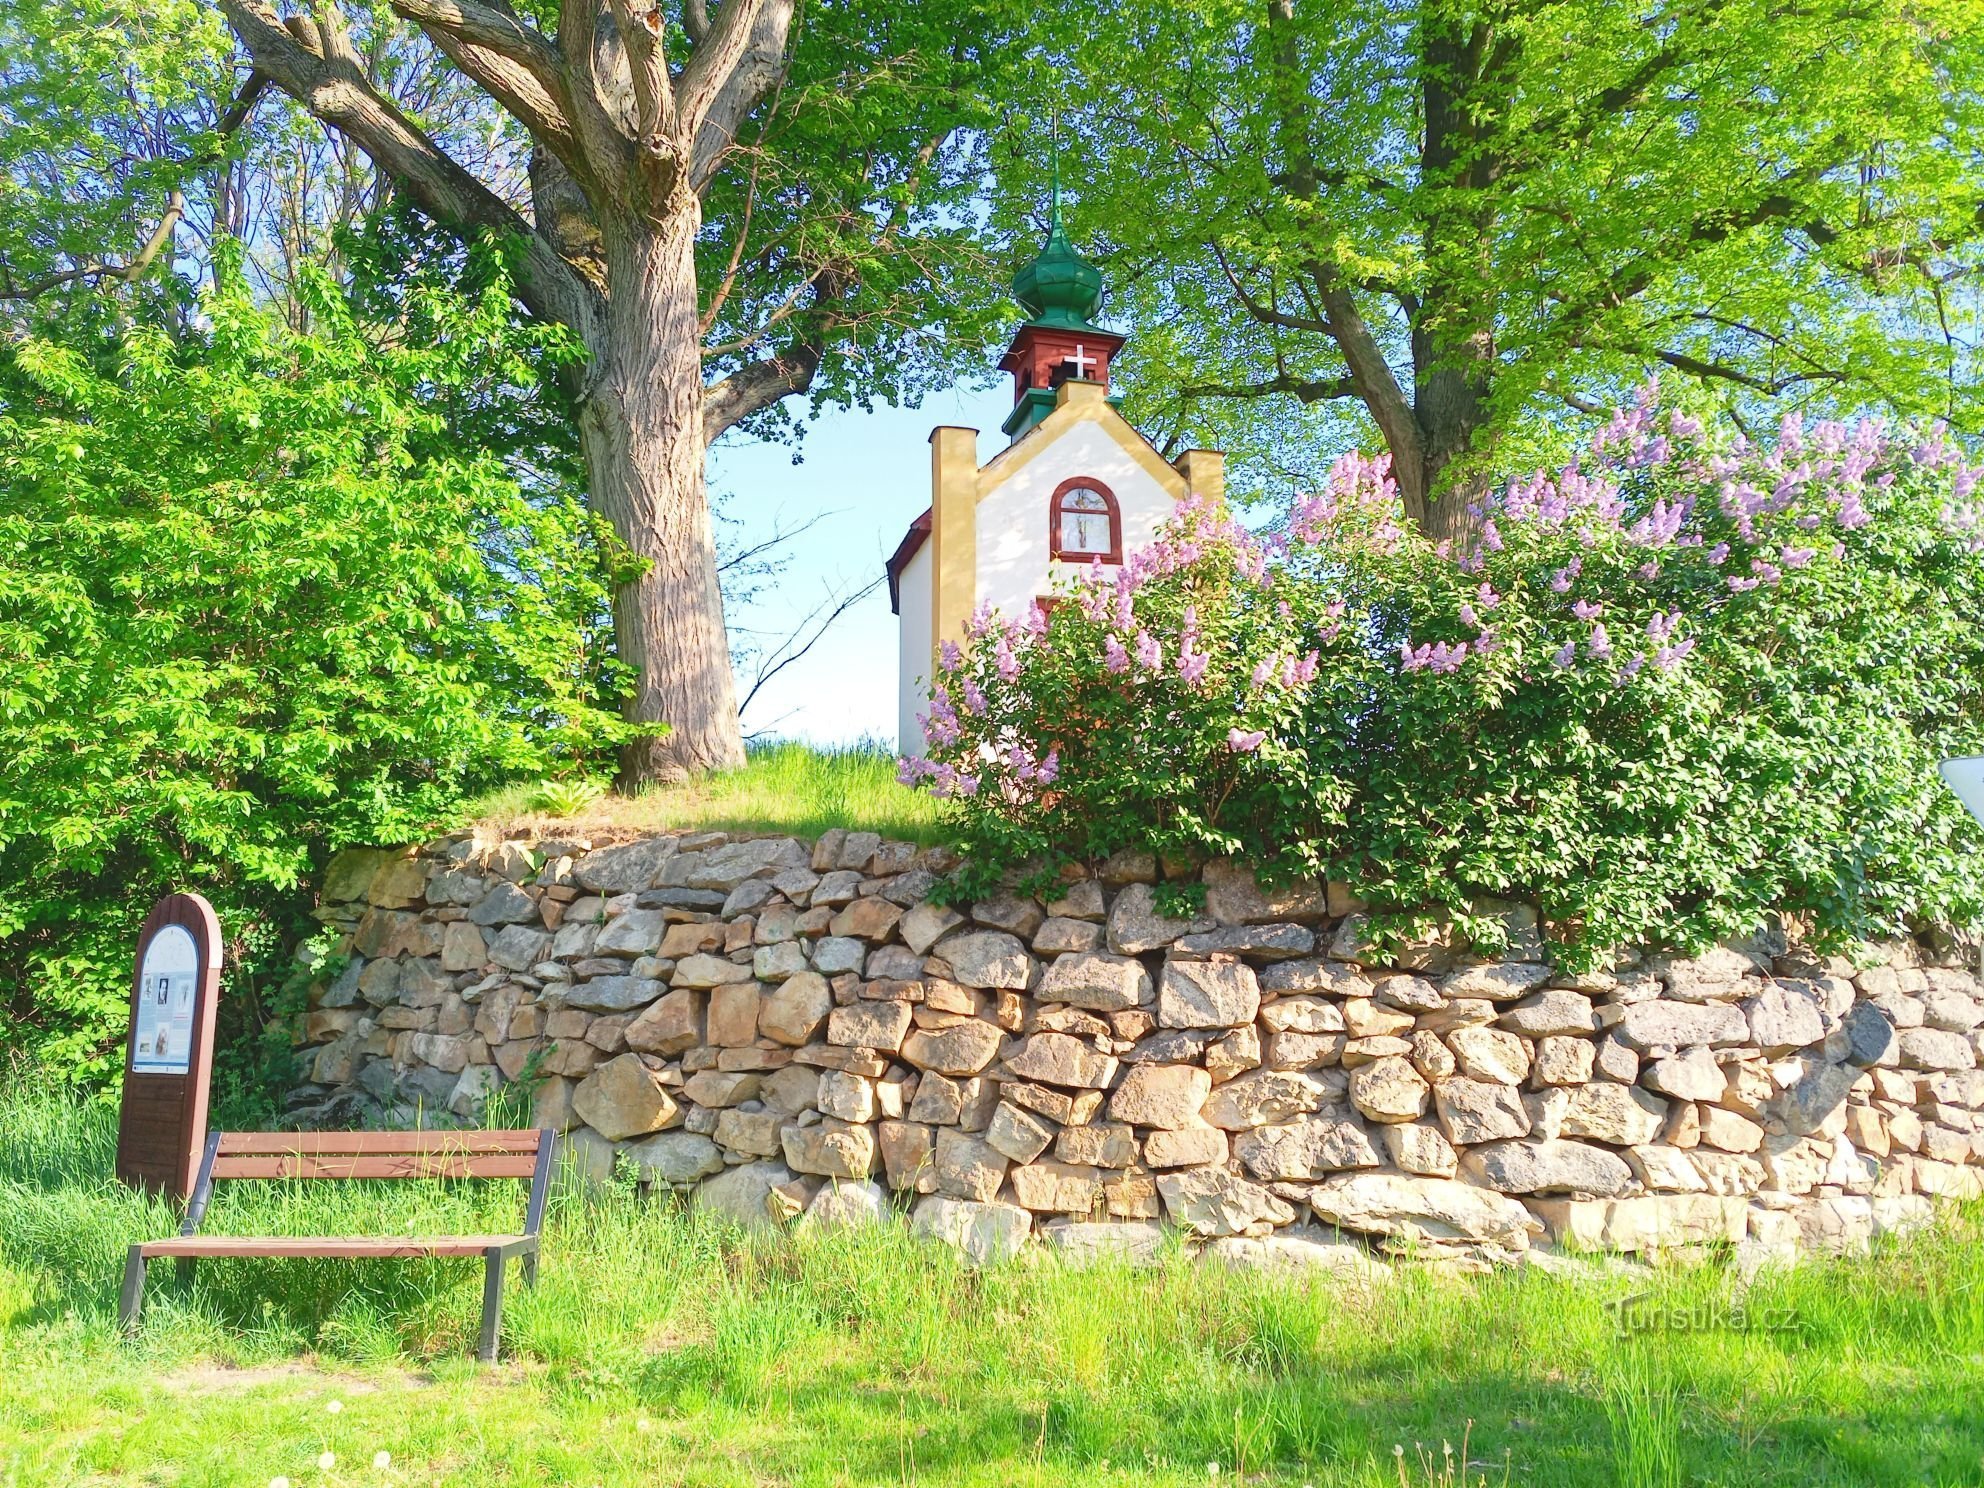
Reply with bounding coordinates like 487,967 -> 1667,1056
0,263 -> 637,1088
906,390 -> 1984,966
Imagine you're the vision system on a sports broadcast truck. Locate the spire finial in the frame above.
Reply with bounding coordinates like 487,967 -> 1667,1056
1049,106 -> 1062,227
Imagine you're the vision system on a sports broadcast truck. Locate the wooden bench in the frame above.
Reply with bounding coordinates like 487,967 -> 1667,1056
121,1127 -> 557,1361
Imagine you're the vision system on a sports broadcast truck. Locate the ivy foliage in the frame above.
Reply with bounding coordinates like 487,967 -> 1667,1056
0,257 -> 636,1088
911,398 -> 1984,967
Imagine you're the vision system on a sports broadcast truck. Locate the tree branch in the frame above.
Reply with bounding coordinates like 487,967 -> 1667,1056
737,574 -> 883,719
1179,372 -> 1358,404
702,334 -> 825,442
221,0 -> 600,338
689,0 -> 793,188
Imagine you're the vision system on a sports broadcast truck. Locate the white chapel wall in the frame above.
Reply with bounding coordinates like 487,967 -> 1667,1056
896,541 -> 933,756
974,418 -> 1177,621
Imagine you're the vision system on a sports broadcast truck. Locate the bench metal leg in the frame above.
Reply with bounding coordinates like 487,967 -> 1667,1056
478,1248 -> 506,1363
175,1257 -> 197,1289
521,1247 -> 538,1290
119,1247 -> 146,1335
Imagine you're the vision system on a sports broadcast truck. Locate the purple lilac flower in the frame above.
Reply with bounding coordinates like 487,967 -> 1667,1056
1588,624 -> 1612,660
1136,632 -> 1163,671
938,640 -> 963,672
994,634 -> 1020,681
1482,519 -> 1504,552
1654,638 -> 1696,671
1708,543 -> 1730,564
1459,602 -> 1480,629
1551,559 -> 1582,592
1552,641 -> 1577,669
1572,599 -> 1603,621
1227,727 -> 1265,753
1251,654 -> 1277,689
1177,643 -> 1210,687
1781,546 -> 1814,569
960,677 -> 987,714
1104,635 -> 1130,674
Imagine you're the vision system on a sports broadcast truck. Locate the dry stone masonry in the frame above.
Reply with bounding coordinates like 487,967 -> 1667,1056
297,827 -> 1984,1269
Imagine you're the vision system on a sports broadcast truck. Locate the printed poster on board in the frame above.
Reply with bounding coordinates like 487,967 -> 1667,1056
131,923 -> 199,1075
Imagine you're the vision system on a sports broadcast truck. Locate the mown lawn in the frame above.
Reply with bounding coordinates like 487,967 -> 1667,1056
3,1088 -> 1982,1488
467,741 -> 947,847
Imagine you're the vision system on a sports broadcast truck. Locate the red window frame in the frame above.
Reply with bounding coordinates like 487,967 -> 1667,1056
1048,477 -> 1122,565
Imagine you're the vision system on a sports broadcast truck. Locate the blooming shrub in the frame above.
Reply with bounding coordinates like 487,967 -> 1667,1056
907,389 -> 1984,966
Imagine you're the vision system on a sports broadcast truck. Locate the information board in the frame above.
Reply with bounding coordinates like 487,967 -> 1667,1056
115,894 -> 223,1203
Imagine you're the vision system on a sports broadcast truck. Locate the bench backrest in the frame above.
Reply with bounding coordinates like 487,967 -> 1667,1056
183,1128 -> 557,1238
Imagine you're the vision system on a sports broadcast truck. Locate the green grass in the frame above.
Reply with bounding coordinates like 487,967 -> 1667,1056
469,740 -> 948,846
5,1086 -> 1984,1487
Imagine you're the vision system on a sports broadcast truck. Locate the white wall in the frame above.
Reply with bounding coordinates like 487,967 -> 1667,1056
975,419 -> 1177,621
896,541 -> 933,756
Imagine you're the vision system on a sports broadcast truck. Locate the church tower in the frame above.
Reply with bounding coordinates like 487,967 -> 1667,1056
887,193 -> 1224,754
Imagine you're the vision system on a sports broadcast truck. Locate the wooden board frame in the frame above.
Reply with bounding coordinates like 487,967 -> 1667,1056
115,893 -> 223,1204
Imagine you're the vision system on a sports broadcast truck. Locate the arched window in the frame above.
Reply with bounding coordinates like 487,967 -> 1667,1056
1049,478 -> 1122,564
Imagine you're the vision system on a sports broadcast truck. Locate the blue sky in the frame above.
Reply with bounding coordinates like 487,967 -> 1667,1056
709,377 -> 1016,746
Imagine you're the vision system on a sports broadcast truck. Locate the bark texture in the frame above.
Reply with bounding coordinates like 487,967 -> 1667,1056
221,0 -> 820,783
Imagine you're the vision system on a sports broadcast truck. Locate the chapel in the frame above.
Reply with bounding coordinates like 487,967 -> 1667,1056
887,197 -> 1224,754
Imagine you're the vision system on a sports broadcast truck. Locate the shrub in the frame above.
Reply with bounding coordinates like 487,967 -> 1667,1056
0,264 -> 637,1088
907,390 -> 1984,966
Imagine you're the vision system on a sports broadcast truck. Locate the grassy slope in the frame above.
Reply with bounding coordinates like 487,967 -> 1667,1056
4,1091 -> 1983,1486
468,742 -> 947,846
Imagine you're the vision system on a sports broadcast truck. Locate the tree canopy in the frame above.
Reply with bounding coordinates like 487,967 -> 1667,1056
1027,0 -> 1984,532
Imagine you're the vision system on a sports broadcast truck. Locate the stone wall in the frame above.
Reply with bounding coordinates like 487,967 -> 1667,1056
296,825 -> 1984,1267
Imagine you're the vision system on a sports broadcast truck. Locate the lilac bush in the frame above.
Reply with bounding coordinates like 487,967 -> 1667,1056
907,388 -> 1984,966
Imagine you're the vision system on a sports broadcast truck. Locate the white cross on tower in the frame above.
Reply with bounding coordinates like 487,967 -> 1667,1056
1067,343 -> 1098,379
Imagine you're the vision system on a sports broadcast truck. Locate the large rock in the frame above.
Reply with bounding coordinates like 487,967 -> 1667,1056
1156,1167 -> 1295,1237
1446,1026 -> 1531,1085
1432,1077 -> 1531,1144
911,1196 -> 1032,1265
1840,1000 -> 1897,1067
672,953 -> 754,989
1441,962 -> 1552,1001
900,901 -> 966,955
625,1130 -> 724,1183
1643,1047 -> 1726,1102
1037,952 -> 1151,1011
486,925 -> 550,972
683,838 -> 809,891
564,974 -> 665,1013
1107,1064 -> 1211,1128
624,988 -> 702,1054
1157,960 -> 1261,1029
1201,1069 -> 1332,1129
1559,1083 -> 1666,1146
782,1121 -> 878,1180
1529,1194 -> 1748,1251
1382,1121 -> 1459,1178
1745,982 -> 1825,1054
1347,1056 -> 1430,1123
985,1103 -> 1055,1164
758,971 -> 833,1046
575,838 -> 674,894
1896,1027 -> 1975,1070
1459,1139 -> 1634,1197
1309,1174 -> 1541,1249
1201,1227 -> 1383,1279
1498,990 -> 1597,1039
1038,1220 -> 1168,1267
902,1018 -> 1004,1076
1009,1160 -> 1104,1213
1616,1000 -> 1749,1051
826,1000 -> 914,1052
1106,882 -> 1213,954
594,908 -> 666,956
1004,1032 -> 1118,1089
1233,1116 -> 1382,1180
572,1053 -> 678,1141
802,1180 -> 891,1231
1200,858 -> 1327,923
932,1129 -> 1009,1201
468,881 -> 537,927
937,931 -> 1034,990
694,1160 -> 795,1231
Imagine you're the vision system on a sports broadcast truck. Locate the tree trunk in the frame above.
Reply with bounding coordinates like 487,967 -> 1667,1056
580,211 -> 747,785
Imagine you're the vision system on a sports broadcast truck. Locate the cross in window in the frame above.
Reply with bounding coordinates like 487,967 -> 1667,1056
1067,343 -> 1097,379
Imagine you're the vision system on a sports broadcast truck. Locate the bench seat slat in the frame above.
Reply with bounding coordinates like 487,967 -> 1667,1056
215,1130 -> 543,1157
211,1153 -> 541,1181
141,1235 -> 529,1259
